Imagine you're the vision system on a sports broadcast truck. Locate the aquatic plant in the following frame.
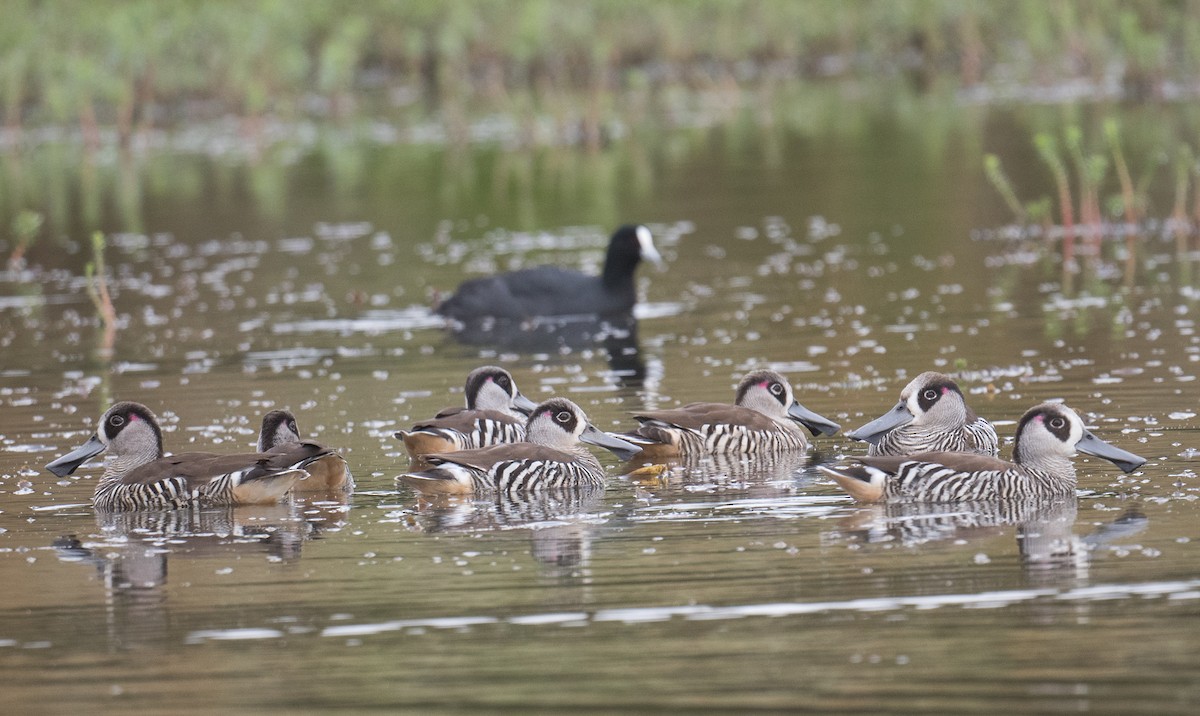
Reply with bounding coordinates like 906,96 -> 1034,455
1171,144 -> 1195,253
84,231 -> 117,354
1033,132 -> 1076,263
1065,126 -> 1109,257
1105,118 -> 1140,228
983,154 -> 1026,225
7,209 -> 42,269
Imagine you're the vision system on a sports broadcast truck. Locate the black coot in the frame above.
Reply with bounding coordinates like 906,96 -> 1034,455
435,224 -> 661,320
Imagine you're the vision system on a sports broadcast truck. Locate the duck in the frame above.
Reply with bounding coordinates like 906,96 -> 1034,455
435,224 -> 662,321
820,402 -> 1146,503
45,401 -> 327,510
846,371 -> 999,456
616,369 -> 841,458
394,365 -> 538,458
398,397 -> 641,496
258,409 -> 354,492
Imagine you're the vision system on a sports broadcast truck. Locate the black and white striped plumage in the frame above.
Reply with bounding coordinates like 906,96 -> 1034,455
259,409 -> 354,492
46,402 -> 323,510
822,402 -> 1146,503
398,397 -> 640,496
395,366 -> 537,458
618,369 -> 840,458
847,371 -> 999,457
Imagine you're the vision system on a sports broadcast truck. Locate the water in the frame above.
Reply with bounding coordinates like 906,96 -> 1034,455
2,95 -> 1200,712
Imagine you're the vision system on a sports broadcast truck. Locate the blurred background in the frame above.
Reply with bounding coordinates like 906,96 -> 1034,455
2,3 -> 1200,712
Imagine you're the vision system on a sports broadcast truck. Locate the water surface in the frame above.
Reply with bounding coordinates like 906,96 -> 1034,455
1,96 -> 1199,712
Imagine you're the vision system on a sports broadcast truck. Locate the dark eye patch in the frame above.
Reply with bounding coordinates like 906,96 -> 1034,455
917,379 -> 961,412
1043,412 -> 1072,441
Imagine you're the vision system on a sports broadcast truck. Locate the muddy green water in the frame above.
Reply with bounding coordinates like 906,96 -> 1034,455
1,97 -> 1199,712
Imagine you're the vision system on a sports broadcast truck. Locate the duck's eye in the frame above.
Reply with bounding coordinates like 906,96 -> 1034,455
288,421 -> 299,434
770,383 -> 784,396
556,411 -> 572,423
109,414 -> 125,427
1049,417 -> 1066,429
497,376 -> 511,390
923,389 -> 938,401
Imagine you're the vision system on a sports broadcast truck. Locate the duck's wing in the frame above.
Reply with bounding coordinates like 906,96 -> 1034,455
264,441 -> 351,492
425,443 -> 574,472
120,451 -> 307,489
858,451 -> 1015,474
410,409 -> 523,433
263,441 -> 336,469
633,403 -> 783,433
432,405 -> 466,419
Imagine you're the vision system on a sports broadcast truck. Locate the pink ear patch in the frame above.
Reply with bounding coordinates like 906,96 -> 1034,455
129,413 -> 142,422
1034,414 -> 1044,423
758,381 -> 770,388
942,386 -> 949,394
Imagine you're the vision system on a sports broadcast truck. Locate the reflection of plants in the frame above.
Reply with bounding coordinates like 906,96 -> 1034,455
84,231 -> 117,355
7,209 -> 42,269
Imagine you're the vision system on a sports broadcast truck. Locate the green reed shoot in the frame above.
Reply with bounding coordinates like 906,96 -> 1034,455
1034,132 -> 1074,243
84,231 -> 116,334
7,209 -> 42,269
1104,118 -> 1139,227
983,154 -> 1026,224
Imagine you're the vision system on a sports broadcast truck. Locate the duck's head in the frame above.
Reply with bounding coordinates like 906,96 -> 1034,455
735,369 -> 841,437
526,397 -> 641,460
46,401 -> 164,477
465,365 -> 537,415
847,371 -> 968,444
258,409 -> 301,452
1013,402 -> 1146,473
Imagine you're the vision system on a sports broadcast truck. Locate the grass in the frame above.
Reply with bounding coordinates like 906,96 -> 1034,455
3,1 -> 1200,144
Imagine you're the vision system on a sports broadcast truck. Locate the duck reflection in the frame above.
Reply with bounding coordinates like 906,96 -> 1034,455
444,313 -> 646,386
830,499 -> 1148,584
51,503 -> 322,648
409,485 -> 605,580
627,450 -> 820,497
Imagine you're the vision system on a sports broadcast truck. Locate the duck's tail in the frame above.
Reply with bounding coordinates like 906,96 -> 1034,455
818,465 -> 887,503
232,468 -> 307,505
397,464 -> 475,496
395,429 -> 460,459
613,425 -> 681,460
294,454 -> 354,492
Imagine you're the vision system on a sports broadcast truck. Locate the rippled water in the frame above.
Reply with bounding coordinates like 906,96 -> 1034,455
2,98 -> 1200,712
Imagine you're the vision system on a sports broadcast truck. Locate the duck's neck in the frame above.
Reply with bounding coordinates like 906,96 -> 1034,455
570,444 -> 602,471
100,444 -> 162,486
1015,448 -> 1076,479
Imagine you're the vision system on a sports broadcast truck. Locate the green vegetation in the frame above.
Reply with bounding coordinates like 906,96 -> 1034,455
3,0 -> 1200,144
84,231 -> 116,350
7,209 -> 42,268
